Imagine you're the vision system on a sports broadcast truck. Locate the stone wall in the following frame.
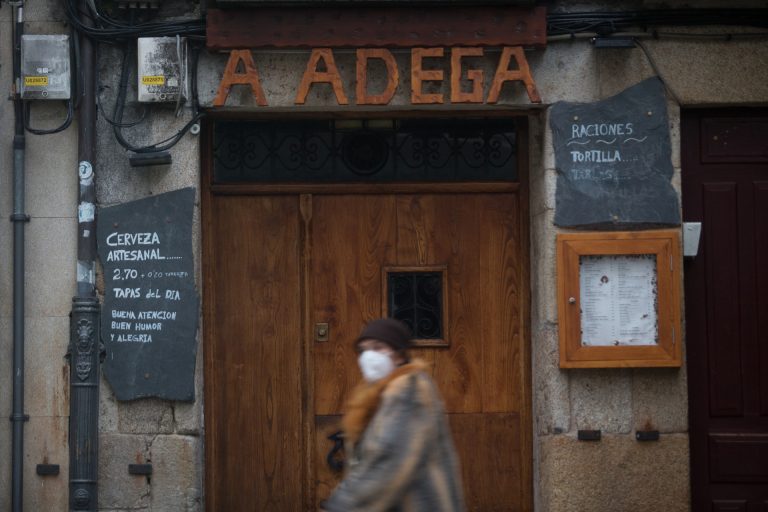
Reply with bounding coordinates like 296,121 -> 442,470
0,1 -> 76,510
94,15 -> 205,511
527,30 -> 767,512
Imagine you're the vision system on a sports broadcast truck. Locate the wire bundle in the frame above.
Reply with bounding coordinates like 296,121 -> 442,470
64,0 -> 205,43
548,9 -> 768,37
60,0 -> 205,151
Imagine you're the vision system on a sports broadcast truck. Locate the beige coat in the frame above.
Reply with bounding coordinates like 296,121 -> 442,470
324,360 -> 466,512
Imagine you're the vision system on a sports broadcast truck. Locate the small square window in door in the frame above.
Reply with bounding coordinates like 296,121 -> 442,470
383,266 -> 449,347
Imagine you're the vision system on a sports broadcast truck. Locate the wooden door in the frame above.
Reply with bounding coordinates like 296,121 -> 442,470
682,109 -> 768,511
204,191 -> 530,511
310,193 -> 530,511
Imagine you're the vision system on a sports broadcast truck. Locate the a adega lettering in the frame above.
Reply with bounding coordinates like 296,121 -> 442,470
213,46 -> 541,107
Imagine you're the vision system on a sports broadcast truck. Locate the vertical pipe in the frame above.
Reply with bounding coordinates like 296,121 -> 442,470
69,0 -> 100,510
10,4 -> 29,512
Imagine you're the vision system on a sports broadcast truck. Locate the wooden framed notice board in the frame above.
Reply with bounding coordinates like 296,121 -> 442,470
557,230 -> 682,368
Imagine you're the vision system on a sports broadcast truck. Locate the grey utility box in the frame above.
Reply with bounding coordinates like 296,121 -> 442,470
20,35 -> 71,100
137,37 -> 188,103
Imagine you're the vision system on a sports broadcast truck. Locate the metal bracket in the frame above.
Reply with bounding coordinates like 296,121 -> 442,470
36,464 -> 60,476
128,464 -> 153,475
9,213 -> 30,222
683,222 -> 702,258
635,430 -> 660,442
577,429 -> 601,441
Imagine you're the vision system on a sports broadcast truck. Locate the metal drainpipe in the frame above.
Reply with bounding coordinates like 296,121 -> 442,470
10,3 -> 30,512
68,0 -> 100,509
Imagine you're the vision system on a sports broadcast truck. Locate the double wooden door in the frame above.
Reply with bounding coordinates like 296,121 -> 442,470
204,191 -> 530,511
683,109 -> 768,511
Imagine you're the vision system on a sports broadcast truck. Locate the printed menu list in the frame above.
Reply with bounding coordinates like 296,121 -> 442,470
579,254 -> 658,346
98,188 -> 199,401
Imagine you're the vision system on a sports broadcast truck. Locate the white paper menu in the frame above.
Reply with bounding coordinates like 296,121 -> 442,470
579,254 -> 658,346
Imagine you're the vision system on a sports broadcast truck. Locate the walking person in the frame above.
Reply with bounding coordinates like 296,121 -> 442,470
322,318 -> 466,512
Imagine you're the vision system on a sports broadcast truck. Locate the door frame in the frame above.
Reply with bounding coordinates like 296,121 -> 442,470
200,112 -> 533,511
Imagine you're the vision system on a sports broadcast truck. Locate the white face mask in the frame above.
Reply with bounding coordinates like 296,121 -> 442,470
358,350 -> 395,383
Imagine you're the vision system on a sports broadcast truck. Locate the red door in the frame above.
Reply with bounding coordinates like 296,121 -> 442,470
683,109 -> 768,511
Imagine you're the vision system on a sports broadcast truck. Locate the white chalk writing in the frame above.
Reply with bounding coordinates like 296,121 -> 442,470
571,122 -> 633,138
106,232 -> 160,246
106,249 -> 166,262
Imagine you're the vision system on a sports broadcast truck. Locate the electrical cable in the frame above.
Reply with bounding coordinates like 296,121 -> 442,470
72,27 -> 82,110
547,9 -> 768,37
65,0 -> 204,43
96,86 -> 147,128
174,34 -> 183,117
111,44 -> 204,153
634,38 -> 682,105
188,42 -> 202,116
547,30 -> 768,43
24,99 -> 74,135
94,40 -> 148,128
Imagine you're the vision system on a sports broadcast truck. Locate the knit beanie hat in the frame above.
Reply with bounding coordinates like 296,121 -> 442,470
355,318 -> 413,353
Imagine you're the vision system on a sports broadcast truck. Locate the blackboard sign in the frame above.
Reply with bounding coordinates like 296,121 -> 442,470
550,77 -> 680,228
98,188 -> 199,401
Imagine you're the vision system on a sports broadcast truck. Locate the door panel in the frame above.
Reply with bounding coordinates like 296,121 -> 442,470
312,195 -> 398,416
702,183 -> 742,417
311,193 -> 526,511
683,109 -> 768,511
205,196 -> 304,511
758,182 -> 768,418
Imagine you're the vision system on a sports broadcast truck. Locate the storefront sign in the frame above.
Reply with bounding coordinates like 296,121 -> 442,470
550,77 -> 680,228
213,46 -> 541,107
97,188 -> 199,401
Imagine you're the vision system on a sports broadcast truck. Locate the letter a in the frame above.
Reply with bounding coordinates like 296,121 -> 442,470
487,47 -> 541,104
213,50 -> 268,107
295,49 -> 349,105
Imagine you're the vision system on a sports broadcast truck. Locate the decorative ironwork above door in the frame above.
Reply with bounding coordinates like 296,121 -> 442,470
212,119 -> 518,183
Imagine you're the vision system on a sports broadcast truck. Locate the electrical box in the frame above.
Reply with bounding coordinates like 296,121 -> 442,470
20,35 -> 71,100
137,37 -> 188,103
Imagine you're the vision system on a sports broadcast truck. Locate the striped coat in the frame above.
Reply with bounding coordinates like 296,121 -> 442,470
324,361 -> 466,512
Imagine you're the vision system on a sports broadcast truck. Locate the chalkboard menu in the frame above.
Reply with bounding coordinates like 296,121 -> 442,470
550,77 -> 680,228
98,188 -> 199,401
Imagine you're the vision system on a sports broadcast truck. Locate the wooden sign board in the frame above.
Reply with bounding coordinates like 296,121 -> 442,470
206,6 -> 546,50
557,230 -> 682,368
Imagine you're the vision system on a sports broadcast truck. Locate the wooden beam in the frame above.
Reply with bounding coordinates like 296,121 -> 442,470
206,6 -> 546,50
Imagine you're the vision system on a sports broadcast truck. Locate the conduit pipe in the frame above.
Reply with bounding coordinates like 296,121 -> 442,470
10,3 -> 29,512
68,0 -> 100,509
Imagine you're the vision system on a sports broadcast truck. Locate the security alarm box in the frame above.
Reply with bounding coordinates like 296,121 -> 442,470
20,35 -> 71,100
137,37 -> 188,103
